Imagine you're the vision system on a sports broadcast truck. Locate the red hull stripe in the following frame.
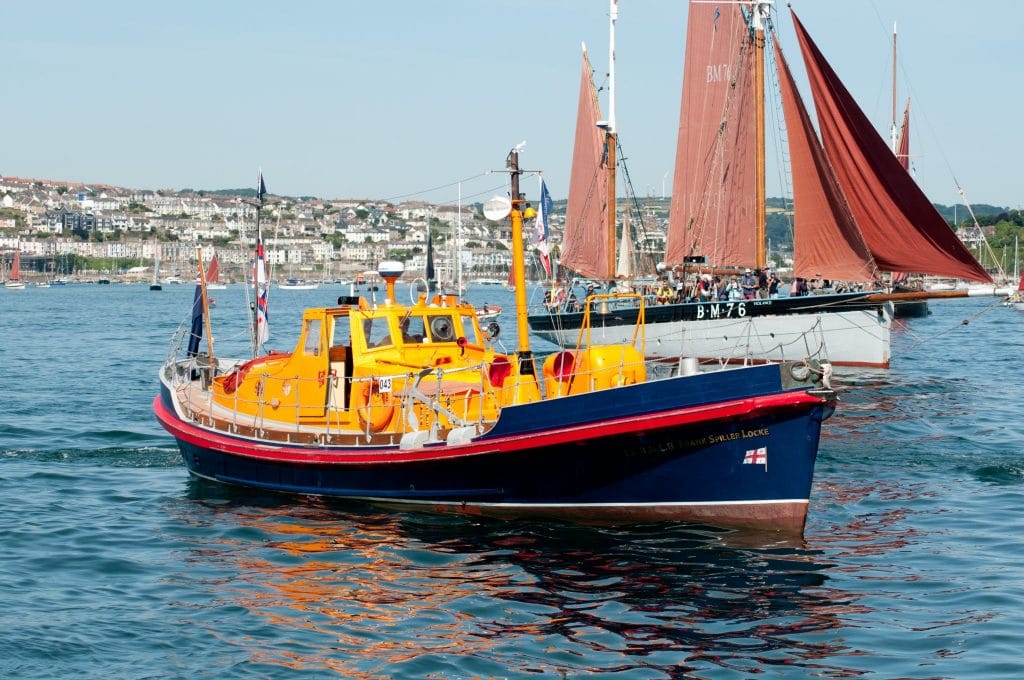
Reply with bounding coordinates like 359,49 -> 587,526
154,390 -> 822,466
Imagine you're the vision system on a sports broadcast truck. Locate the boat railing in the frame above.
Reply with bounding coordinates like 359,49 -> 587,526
168,351 -> 501,441
575,292 -> 646,353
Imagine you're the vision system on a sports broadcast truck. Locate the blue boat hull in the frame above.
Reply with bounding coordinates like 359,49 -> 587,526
156,363 -> 832,531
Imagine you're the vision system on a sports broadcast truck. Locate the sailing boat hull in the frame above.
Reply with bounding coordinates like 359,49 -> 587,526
156,361 -> 831,531
529,292 -> 892,368
891,285 -> 930,318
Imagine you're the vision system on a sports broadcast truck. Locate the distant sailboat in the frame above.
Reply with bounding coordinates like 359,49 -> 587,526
1013,270 -> 1024,312
5,247 -> 26,290
205,252 -> 227,290
888,22 -> 929,318
150,240 -> 163,290
278,277 -> 319,290
278,262 -> 318,290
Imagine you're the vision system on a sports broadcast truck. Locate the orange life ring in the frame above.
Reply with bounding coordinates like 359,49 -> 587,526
356,378 -> 395,432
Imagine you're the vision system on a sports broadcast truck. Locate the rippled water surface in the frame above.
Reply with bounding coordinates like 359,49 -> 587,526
3,284 -> 1023,678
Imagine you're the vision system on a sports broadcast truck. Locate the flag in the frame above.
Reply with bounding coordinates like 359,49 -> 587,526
743,447 -> 768,466
534,177 -> 553,278
256,286 -> 269,346
254,220 -> 270,346
255,228 -> 268,286
186,285 -> 204,357
257,169 -> 267,204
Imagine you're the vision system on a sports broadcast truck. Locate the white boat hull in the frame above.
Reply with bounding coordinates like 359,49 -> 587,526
533,305 -> 892,368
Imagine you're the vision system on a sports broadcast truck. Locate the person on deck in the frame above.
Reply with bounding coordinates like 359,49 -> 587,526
726,276 -> 743,300
697,274 -> 713,301
740,268 -> 758,299
718,277 -> 731,301
656,280 -> 674,304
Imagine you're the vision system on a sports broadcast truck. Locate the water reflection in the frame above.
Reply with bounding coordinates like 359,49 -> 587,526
167,482 -> 917,677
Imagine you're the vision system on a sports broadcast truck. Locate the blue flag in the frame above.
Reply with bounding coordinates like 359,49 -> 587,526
534,177 -> 553,278
186,285 -> 203,357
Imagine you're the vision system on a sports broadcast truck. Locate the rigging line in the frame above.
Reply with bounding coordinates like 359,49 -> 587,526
956,184 -> 1005,279
765,28 -> 795,247
902,296 -> 1006,353
379,172 -> 490,203
615,138 -> 654,273
452,182 -> 513,203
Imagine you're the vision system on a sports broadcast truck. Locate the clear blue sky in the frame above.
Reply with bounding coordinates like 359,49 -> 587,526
2,1 -> 1018,208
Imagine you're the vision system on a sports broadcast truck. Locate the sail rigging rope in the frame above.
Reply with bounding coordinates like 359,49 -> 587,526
901,296 -> 1007,353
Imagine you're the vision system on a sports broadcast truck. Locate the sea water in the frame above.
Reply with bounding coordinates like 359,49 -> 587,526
2,283 -> 1023,678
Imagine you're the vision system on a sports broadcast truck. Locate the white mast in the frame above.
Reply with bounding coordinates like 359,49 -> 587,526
890,21 -> 899,154
1015,235 -> 1019,283
608,0 -> 617,134
457,182 -> 463,297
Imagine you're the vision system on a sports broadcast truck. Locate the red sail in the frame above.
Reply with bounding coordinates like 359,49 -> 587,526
560,50 -> 610,280
206,254 -> 220,283
666,3 -> 756,267
10,248 -> 20,281
773,37 -> 878,282
791,11 -> 991,283
896,100 -> 911,171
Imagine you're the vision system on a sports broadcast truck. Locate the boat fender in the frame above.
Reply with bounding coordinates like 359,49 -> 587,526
356,378 -> 395,432
789,363 -> 811,382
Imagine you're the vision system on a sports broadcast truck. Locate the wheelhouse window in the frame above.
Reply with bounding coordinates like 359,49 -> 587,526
363,316 -> 392,348
302,319 -> 322,356
460,313 -> 480,345
327,314 -> 351,348
400,315 -> 427,344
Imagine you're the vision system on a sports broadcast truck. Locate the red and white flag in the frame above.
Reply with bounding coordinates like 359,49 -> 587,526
743,447 -> 767,467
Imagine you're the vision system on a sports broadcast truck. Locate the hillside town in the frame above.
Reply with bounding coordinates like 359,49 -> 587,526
0,174 -> 641,285
1,174 -> 1010,287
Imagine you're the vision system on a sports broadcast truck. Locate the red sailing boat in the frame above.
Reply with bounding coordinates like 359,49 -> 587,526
205,252 -> 227,290
529,2 -> 992,368
559,45 -> 612,282
1011,270 -> 1024,312
886,23 -> 930,318
5,247 -> 26,290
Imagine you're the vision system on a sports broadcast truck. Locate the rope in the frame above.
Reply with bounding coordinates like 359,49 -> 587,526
902,296 -> 1008,352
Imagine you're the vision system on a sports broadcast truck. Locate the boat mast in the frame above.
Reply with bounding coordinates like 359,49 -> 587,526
890,22 -> 898,153
605,0 -> 618,281
252,205 -> 261,357
196,246 -> 215,363
457,181 -> 463,296
753,1 -> 768,270
507,148 -> 536,379
251,172 -> 266,358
